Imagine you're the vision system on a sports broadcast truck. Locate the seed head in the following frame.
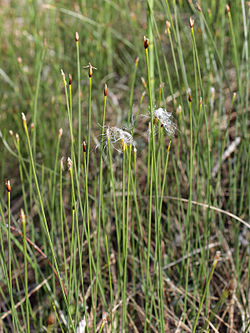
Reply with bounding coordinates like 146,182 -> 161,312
104,83 -> 108,97
176,105 -> 182,115
226,4 -> 230,13
144,36 -> 149,49
16,133 -> 19,142
141,77 -> 147,89
22,112 -> 26,122
67,157 -> 73,171
9,130 -> 14,137
61,69 -> 66,85
20,209 -> 26,224
189,17 -> 195,28
5,180 -> 11,193
69,74 -> 72,85
104,126 -> 134,152
75,32 -> 79,42
83,63 -> 97,78
153,108 -> 176,136
82,141 -> 87,153
31,123 -> 34,131
165,21 -> 171,33
59,128 -> 63,138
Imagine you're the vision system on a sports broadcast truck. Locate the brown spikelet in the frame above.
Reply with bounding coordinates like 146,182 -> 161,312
189,17 -> 194,28
144,36 -> 149,49
5,180 -> 11,193
82,141 -> 87,153
104,84 -> 108,97
69,74 -> 72,85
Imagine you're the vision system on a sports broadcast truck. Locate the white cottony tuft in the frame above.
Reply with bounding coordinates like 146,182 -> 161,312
101,126 -> 134,152
153,108 -> 176,136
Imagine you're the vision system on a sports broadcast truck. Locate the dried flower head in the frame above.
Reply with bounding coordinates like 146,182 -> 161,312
83,63 -> 97,78
103,126 -> 134,152
5,180 -> 11,193
67,157 -> 73,170
59,128 -> 63,138
165,21 -> 171,33
82,141 -> 87,153
144,36 -> 149,49
69,74 -> 72,85
153,108 -> 176,136
22,112 -> 26,122
75,32 -> 79,42
189,17 -> 195,28
20,209 -> 26,224
104,83 -> 108,97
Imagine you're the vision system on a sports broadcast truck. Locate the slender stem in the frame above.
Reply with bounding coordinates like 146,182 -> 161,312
7,189 -> 15,330
76,38 -> 82,175
87,76 -> 92,171
21,115 -> 74,330
192,252 -> 220,332
21,210 -> 30,333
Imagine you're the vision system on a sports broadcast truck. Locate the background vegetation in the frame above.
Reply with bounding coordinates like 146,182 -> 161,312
0,0 -> 249,332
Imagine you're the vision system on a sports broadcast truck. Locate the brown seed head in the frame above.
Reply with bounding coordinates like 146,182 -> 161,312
75,32 -> 79,42
188,94 -> 192,102
104,83 -> 108,97
5,180 -> 11,193
69,74 -> 72,85
31,123 -> 34,131
189,17 -> 195,28
226,4 -> 230,13
135,57 -> 139,65
200,97 -> 203,106
144,36 -> 149,49
83,63 -> 97,78
82,141 -> 87,153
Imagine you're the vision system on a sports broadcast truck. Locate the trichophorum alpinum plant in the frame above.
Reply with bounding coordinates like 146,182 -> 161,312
1,1 -> 249,332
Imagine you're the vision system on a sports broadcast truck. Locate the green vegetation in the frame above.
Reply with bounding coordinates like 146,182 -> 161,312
0,0 -> 249,332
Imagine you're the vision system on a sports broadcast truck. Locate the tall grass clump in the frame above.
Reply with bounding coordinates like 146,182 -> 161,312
0,1 -> 249,332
